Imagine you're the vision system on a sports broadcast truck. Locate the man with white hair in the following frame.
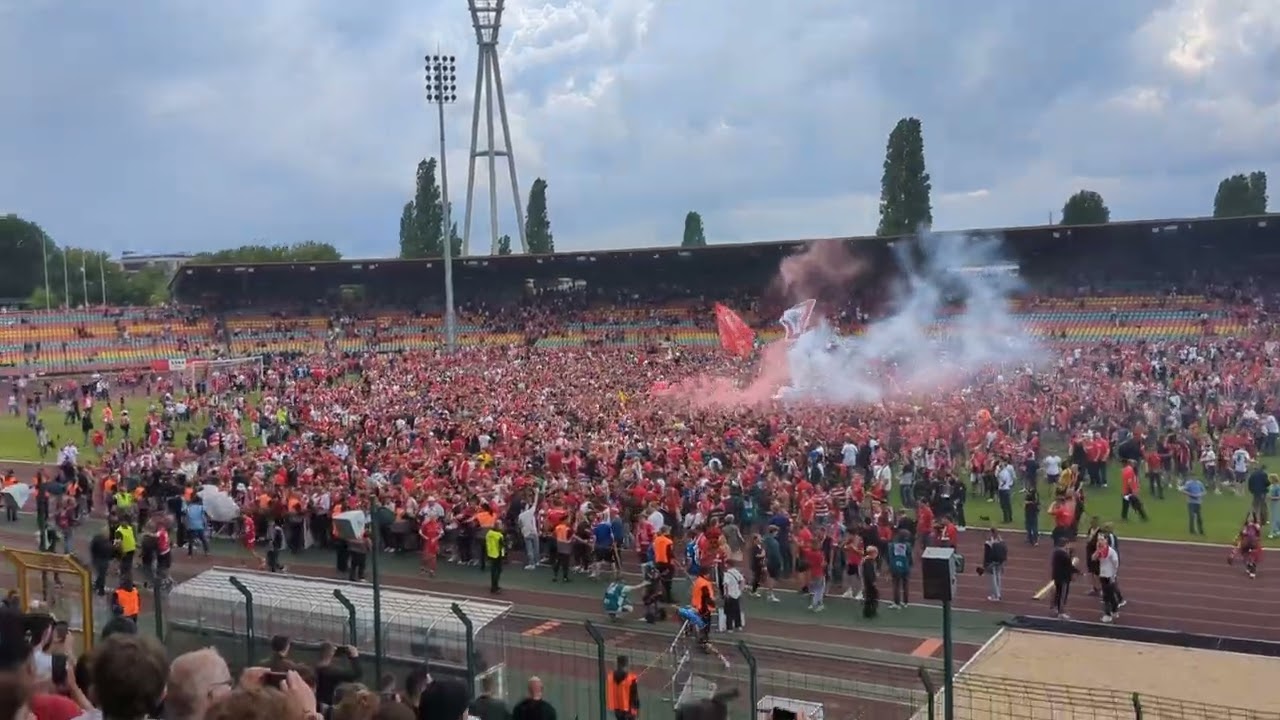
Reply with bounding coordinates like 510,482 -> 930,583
165,648 -> 234,720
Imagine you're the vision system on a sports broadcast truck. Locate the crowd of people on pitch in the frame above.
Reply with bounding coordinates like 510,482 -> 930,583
5,291 -> 1280,632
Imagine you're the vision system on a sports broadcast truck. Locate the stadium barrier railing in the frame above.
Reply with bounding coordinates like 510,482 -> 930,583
152,577 -> 1280,720
159,579 -> 940,720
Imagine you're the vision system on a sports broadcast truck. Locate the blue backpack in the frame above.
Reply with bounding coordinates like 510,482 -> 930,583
888,541 -> 912,575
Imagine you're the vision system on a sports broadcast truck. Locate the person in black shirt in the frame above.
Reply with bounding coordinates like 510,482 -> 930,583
860,547 -> 880,619
419,677 -> 470,720
511,677 -> 557,720
90,529 -> 114,596
1049,537 -> 1081,619
1023,488 -> 1041,546
469,674 -> 512,720
313,642 -> 362,707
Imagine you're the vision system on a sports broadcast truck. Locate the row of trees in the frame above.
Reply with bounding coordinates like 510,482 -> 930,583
398,160 -> 555,257
0,215 -> 348,308
1059,171 -> 1268,227
0,215 -> 170,307
872,116 -> 1270,232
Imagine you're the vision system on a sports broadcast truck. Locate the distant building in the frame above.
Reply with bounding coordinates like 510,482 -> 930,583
117,251 -> 193,273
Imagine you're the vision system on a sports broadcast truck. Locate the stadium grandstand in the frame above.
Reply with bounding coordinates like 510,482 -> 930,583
0,213 -> 1275,375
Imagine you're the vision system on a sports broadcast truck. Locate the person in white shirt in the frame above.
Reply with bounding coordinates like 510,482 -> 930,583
1232,448 -> 1252,488
721,560 -> 746,631
1042,454 -> 1062,486
840,440 -> 858,468
996,462 -> 1017,524
1093,536 -> 1122,623
1200,447 -> 1219,493
518,501 -> 540,570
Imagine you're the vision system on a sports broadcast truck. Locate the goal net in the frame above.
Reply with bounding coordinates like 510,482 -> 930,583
184,355 -> 265,392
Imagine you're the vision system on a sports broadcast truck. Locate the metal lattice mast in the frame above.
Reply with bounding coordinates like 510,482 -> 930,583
462,0 -> 527,256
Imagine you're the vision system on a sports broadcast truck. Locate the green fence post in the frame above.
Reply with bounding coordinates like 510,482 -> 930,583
229,576 -> 255,670
1131,692 -> 1143,719
585,621 -> 607,720
736,641 -> 758,717
333,589 -> 358,646
450,602 -> 476,698
917,667 -> 937,720
152,582 -> 165,641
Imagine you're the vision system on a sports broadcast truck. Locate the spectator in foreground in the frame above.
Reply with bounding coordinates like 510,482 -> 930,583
165,648 -> 234,720
510,678 -> 555,720
331,685 -> 378,720
204,687 -> 300,720
417,679 -> 469,720
468,674 -> 510,720
312,643 -> 361,707
0,671 -> 32,720
209,668 -> 317,720
261,636 -> 296,672
88,634 -> 168,720
0,609 -> 83,720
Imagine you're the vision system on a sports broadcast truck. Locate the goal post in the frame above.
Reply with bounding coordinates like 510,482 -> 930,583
184,355 -> 265,389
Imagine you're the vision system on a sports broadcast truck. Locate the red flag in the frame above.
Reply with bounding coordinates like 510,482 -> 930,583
714,303 -> 756,358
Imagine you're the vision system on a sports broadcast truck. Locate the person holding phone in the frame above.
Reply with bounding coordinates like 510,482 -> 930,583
313,642 -> 362,707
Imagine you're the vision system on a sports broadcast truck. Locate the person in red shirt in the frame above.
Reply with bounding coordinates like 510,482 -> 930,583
241,510 -> 263,570
420,516 -> 442,576
803,539 -> 827,612
1119,460 -> 1148,521
1144,448 -> 1165,500
1049,494 -> 1076,545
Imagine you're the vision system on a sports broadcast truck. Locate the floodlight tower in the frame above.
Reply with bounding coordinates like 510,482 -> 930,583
462,0 -> 528,255
426,53 -> 459,350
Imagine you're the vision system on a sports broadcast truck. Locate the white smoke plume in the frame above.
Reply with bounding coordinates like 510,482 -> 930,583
780,232 -> 1042,404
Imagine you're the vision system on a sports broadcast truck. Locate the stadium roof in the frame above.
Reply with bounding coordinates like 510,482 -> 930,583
178,212 -> 1278,275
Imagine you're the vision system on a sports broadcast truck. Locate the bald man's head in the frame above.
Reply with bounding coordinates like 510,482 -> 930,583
527,676 -> 543,699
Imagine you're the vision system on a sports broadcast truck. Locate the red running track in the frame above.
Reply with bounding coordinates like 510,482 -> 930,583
592,528 -> 1277,641
944,530 -> 1279,640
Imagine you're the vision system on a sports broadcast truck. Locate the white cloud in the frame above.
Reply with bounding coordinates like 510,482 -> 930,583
0,0 -> 1276,257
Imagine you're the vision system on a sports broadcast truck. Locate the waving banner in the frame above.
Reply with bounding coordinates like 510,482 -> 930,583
779,299 -> 817,341
714,303 -> 756,358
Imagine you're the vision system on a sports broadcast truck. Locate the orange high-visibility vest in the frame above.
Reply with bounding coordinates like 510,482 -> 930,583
606,673 -> 638,713
115,588 -> 140,618
691,577 -> 714,613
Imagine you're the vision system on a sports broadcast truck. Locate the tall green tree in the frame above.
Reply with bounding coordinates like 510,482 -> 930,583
525,177 -> 554,254
0,214 -> 56,301
877,117 -> 933,237
398,202 -> 416,256
497,234 -> 513,255
445,202 -> 462,258
1214,171 -> 1269,218
1061,190 -> 1111,226
399,158 -> 444,258
681,211 -> 707,248
189,242 -> 341,264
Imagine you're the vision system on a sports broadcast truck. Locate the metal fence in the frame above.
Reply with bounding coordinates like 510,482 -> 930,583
157,573 -> 937,720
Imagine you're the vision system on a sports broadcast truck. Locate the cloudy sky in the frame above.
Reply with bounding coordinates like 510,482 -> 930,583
0,0 -> 1277,258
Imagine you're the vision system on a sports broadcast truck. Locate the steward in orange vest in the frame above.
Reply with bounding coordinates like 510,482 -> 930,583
114,580 -> 141,621
606,656 -> 639,719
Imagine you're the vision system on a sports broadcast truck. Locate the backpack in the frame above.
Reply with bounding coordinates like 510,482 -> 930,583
888,541 -> 911,575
